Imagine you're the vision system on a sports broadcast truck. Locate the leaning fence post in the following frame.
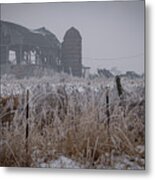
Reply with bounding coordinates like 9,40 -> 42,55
25,89 -> 29,159
115,75 -> 123,98
115,75 -> 126,118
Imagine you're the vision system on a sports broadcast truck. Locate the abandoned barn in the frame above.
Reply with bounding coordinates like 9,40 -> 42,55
0,20 -> 83,77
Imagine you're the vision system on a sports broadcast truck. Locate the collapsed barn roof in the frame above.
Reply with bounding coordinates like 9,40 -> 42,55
33,27 -> 60,48
0,20 -> 60,49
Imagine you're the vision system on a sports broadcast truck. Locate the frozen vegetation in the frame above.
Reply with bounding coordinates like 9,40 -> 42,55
0,72 -> 145,169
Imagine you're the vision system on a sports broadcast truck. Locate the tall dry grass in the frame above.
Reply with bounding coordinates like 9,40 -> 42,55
0,76 -> 145,168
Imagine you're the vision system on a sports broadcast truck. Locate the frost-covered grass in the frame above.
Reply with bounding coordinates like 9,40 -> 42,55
0,73 -> 145,169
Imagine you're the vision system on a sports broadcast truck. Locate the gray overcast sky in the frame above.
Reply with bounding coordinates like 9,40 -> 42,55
1,1 -> 144,74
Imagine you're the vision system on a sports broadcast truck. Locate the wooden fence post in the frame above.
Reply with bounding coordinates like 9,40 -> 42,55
115,75 -> 123,98
25,89 -> 29,159
106,88 -> 110,128
115,75 -> 126,118
106,87 -> 111,166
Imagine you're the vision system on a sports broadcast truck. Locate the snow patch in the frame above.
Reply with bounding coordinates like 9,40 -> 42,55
37,156 -> 81,169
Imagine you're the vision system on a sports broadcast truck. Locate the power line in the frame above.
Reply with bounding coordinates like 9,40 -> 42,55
83,53 -> 144,61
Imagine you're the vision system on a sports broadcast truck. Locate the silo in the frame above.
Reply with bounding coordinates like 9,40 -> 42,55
61,27 -> 82,77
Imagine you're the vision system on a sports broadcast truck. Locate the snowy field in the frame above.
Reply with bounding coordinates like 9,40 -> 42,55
0,73 -> 145,169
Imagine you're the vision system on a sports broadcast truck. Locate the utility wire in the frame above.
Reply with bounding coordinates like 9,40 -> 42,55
83,53 -> 144,61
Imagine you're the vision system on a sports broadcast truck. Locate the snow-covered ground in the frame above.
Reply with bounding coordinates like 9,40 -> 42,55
34,151 -> 144,170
